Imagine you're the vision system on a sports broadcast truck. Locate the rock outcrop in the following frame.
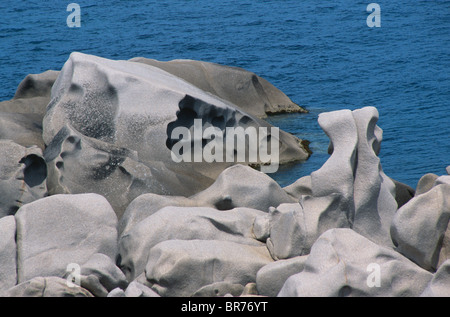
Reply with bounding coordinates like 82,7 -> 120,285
391,184 -> 450,271
40,52 -> 310,217
130,57 -> 308,118
0,70 -> 59,150
0,53 -> 448,297
278,228 -> 434,297
15,193 -> 118,283
0,140 -> 47,219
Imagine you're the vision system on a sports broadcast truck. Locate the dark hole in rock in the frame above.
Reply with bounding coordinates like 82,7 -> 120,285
19,154 -> 47,187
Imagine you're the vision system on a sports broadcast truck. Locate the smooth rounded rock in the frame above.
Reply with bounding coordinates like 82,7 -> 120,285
391,184 -> 450,271
145,239 -> 273,297
0,140 -> 47,219
15,193 -> 118,283
0,216 -> 17,290
118,206 -> 265,281
278,229 -> 433,297
130,57 -> 307,118
6,277 -> 93,297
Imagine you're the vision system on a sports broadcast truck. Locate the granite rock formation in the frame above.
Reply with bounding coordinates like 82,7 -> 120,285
40,52 -> 310,216
130,57 -> 308,118
0,53 -> 448,297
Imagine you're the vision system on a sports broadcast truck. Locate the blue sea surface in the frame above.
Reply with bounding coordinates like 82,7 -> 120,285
1,0 -> 449,189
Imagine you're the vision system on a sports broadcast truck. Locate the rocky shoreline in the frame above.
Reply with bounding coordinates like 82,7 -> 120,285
0,53 -> 449,297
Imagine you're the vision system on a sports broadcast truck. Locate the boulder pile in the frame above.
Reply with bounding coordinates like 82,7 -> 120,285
0,53 -> 448,297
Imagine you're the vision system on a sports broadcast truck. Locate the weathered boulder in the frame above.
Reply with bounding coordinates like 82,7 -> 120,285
278,229 -> 433,297
421,260 -> 450,297
130,57 -> 307,118
43,52 -> 310,188
391,184 -> 450,271
118,193 -> 198,236
107,288 -> 126,297
258,196 -> 348,260
285,174 -> 414,209
118,164 -> 297,238
6,277 -> 93,297
0,216 -> 17,291
190,164 -> 297,212
256,255 -> 308,297
283,175 -> 312,200
0,70 -> 59,150
311,107 -> 397,247
15,193 -> 118,283
44,124 -> 212,218
0,70 -> 59,116
0,140 -> 47,219
69,253 -> 128,297
13,70 -> 60,102
144,240 -> 273,297
123,280 -> 160,297
118,206 -> 266,281
0,113 -> 45,149
435,175 -> 450,186
259,107 -> 398,261
415,173 -> 439,196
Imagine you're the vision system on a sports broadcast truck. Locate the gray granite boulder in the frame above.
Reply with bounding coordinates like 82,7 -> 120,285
421,260 -> 450,297
285,165 -> 414,210
119,164 -> 297,238
118,206 -> 266,281
278,228 -> 433,297
415,173 -> 439,196
192,282 -> 245,297
414,168 -> 450,197
106,288 -> 126,297
43,52 -> 310,187
130,57 -> 307,118
109,284 -> 167,297
256,255 -> 308,297
0,70 -> 58,117
190,164 -> 297,212
0,216 -> 17,291
350,107 -> 398,247
144,239 -> 273,297
15,193 -> 118,283
257,196 -> 349,260
391,184 -> 450,271
70,253 -> 128,297
0,140 -> 47,219
259,107 -> 398,261
0,70 -> 59,150
391,178 -> 415,208
124,280 -> 160,297
6,276 -> 93,297
283,175 -> 312,200
44,124 -> 212,218
0,113 -> 45,149
118,193 -> 199,236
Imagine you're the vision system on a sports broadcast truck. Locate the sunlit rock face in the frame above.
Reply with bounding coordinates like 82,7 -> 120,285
42,52 -> 310,216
